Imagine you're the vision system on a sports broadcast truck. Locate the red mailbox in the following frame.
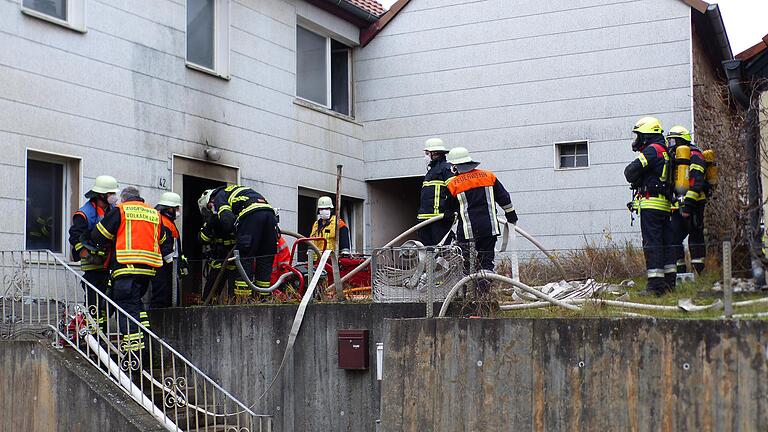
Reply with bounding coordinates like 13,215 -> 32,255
338,329 -> 369,370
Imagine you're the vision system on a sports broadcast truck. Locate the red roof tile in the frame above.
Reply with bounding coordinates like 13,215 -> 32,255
346,0 -> 386,17
736,34 -> 768,62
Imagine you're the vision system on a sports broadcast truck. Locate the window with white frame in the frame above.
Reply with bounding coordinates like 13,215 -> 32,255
25,152 -> 80,253
186,0 -> 230,78
297,25 -> 352,116
555,141 -> 589,169
21,0 -> 86,32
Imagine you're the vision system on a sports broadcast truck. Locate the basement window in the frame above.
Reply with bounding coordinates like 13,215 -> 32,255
296,25 -> 352,116
186,0 -> 231,78
555,141 -> 589,169
21,0 -> 86,32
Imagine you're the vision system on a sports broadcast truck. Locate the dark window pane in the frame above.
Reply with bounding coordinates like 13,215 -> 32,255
576,143 -> 588,155
23,0 -> 67,20
575,155 -> 589,167
187,0 -> 215,69
560,156 -> 574,168
331,40 -> 350,115
26,159 -> 63,252
297,26 -> 327,105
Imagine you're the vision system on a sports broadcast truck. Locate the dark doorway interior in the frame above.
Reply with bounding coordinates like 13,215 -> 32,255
367,177 -> 422,247
181,175 -> 225,300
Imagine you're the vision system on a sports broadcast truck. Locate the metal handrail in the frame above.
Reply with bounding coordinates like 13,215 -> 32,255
0,250 -> 272,432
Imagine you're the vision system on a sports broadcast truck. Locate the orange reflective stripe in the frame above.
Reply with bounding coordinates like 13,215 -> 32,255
446,170 -> 496,196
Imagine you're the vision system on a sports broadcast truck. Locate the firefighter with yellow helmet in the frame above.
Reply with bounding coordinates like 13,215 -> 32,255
310,196 -> 351,255
624,117 -> 676,295
667,126 -> 708,275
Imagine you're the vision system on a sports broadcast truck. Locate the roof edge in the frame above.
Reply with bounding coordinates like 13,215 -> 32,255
359,0 -> 412,47
680,0 -> 709,14
736,34 -> 768,62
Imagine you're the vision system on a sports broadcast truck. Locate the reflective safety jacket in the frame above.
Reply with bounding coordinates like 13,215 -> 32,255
212,185 -> 273,234
624,142 -> 672,212
445,169 -> 514,240
684,144 -> 707,203
69,200 -> 112,271
199,221 -> 236,270
418,158 -> 454,220
271,236 -> 292,285
310,216 -> 351,254
92,199 -> 166,278
159,213 -> 180,264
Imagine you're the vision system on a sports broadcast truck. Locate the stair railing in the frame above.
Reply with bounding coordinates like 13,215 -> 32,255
0,250 -> 271,432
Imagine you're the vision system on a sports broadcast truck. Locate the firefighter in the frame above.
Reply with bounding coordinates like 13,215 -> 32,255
149,192 -> 188,309
91,187 -> 165,356
68,175 -> 119,329
444,147 -> 517,282
624,117 -> 676,295
667,126 -> 707,275
199,219 -> 237,301
310,196 -> 351,255
417,138 -> 455,246
198,185 -> 277,300
271,232 -> 292,286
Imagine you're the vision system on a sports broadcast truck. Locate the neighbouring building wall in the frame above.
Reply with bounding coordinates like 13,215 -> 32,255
356,0 -> 693,252
0,0 -> 365,252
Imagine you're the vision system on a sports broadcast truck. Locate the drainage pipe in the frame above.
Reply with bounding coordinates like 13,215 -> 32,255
438,271 -> 581,317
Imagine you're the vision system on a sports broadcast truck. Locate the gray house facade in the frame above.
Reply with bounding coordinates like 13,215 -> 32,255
1,0 -> 729,261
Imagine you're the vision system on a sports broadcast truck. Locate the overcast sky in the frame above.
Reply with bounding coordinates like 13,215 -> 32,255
376,0 -> 766,55
716,0 -> 768,55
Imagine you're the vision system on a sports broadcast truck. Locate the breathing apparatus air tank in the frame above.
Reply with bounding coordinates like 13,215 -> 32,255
703,149 -> 718,186
674,145 -> 691,195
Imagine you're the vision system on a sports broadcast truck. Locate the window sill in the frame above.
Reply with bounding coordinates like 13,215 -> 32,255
21,8 -> 86,33
554,166 -> 590,171
186,62 -> 230,80
294,98 -> 361,126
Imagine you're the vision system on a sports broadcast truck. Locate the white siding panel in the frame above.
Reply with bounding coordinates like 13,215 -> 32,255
357,0 -> 693,249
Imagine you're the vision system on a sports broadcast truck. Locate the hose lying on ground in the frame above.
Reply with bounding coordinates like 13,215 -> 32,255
498,298 -> 724,312
438,271 -> 582,317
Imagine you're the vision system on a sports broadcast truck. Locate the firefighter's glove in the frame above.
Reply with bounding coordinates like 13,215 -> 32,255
680,199 -> 694,218
505,210 -> 518,225
178,255 -> 189,278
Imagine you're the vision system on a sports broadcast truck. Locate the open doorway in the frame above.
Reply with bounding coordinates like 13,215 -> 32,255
172,156 -> 238,304
367,177 -> 422,247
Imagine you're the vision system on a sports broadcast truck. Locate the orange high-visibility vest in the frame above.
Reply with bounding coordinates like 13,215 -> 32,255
115,202 -> 163,267
160,214 -> 179,239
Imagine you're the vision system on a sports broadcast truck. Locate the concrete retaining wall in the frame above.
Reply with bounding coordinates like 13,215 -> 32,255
0,340 -> 164,432
151,303 -> 429,432
381,318 -> 768,432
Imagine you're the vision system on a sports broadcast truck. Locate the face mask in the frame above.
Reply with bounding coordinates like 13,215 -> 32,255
107,194 -> 119,206
318,209 -> 331,220
451,166 -> 458,175
424,154 -> 432,165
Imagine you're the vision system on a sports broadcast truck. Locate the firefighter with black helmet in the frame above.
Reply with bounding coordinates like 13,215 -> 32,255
417,138 -> 455,245
667,126 -> 708,275
624,117 -> 676,295
198,185 -> 277,301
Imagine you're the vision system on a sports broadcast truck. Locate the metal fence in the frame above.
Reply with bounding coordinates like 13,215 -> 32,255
372,244 -> 465,304
0,250 -> 271,432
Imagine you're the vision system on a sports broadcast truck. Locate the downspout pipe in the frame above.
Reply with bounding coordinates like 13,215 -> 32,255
723,59 -> 766,286
321,0 -> 379,24
706,4 -> 733,62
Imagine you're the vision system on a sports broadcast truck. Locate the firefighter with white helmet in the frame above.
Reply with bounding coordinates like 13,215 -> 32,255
418,138 -> 455,245
310,196 -> 351,255
68,175 -> 120,330
444,147 -> 517,294
150,192 -> 188,309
